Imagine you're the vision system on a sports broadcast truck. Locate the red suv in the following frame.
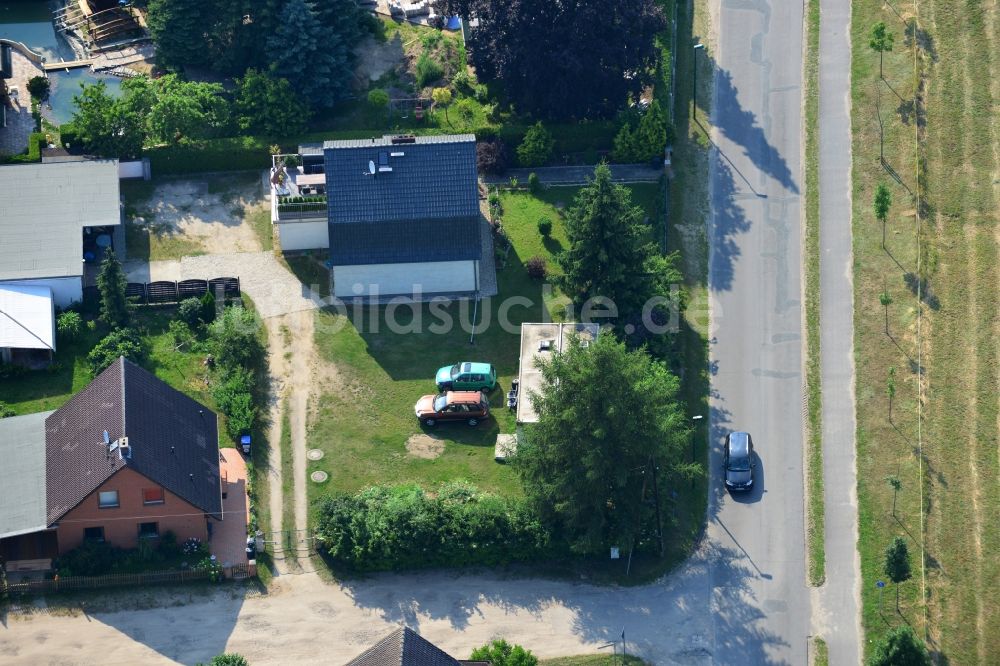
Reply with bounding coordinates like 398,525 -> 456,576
414,391 -> 490,427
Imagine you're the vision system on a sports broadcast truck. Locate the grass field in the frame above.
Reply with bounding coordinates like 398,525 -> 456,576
851,0 -> 1000,661
306,183 -> 663,501
802,0 -> 825,588
0,307 -> 218,420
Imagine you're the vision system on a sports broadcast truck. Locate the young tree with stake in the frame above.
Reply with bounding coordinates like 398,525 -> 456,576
874,182 -> 892,250
879,283 -> 893,336
886,475 -> 902,517
431,87 -> 453,126
886,366 -> 896,422
883,535 -> 911,611
869,21 -> 895,79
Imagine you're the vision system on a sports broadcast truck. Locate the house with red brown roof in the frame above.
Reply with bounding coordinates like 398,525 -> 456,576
0,357 -> 223,572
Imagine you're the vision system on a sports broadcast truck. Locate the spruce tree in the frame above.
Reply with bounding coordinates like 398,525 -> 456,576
267,0 -> 354,108
97,247 -> 129,328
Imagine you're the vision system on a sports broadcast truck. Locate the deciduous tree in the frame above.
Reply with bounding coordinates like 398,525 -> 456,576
438,0 -> 665,119
874,182 -> 892,249
469,640 -> 538,666
869,22 -> 895,79
884,535 -> 912,611
234,69 -> 310,136
516,334 -> 692,555
71,81 -> 144,159
432,87 -> 453,126
867,626 -> 930,666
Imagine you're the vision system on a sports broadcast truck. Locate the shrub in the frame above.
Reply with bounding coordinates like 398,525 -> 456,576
367,88 -> 389,109
209,656 -> 251,666
452,70 -> 473,94
88,327 -> 146,375
177,297 -> 204,328
213,367 -> 257,439
27,76 -> 50,101
200,290 -> 217,324
477,139 -> 509,175
527,172 -> 541,194
168,319 -> 195,349
537,217 -> 552,238
57,311 -> 83,340
210,306 -> 263,370
415,52 -> 444,88
182,537 -> 205,556
470,639 -> 538,666
60,122 -> 80,150
315,483 -> 555,571
0,401 -> 15,418
455,98 -> 477,123
158,530 -> 181,558
517,122 -> 554,167
55,541 -> 124,577
525,256 -> 548,280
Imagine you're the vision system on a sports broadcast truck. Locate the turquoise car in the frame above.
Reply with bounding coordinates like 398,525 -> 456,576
436,362 -> 497,392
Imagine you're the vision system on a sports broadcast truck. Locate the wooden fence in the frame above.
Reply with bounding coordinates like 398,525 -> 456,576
4,568 -> 211,594
84,277 -> 240,307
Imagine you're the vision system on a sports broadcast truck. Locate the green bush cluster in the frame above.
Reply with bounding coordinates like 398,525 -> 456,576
277,195 -> 327,213
146,136 -> 273,175
612,99 -> 674,163
278,195 -> 326,205
57,311 -> 83,341
54,532 -> 201,577
315,482 -> 556,572
209,306 -> 264,441
88,327 -> 147,375
516,122 -> 555,167
1,132 -> 45,164
415,52 -> 445,88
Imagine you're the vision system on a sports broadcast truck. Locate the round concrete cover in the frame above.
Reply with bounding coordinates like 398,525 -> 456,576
311,470 -> 329,483
307,449 -> 324,461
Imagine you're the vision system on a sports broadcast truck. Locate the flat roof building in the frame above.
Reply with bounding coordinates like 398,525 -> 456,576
516,322 -> 600,424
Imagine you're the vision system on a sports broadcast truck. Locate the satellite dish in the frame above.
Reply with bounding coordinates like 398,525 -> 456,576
103,430 -> 111,444
368,160 -> 376,175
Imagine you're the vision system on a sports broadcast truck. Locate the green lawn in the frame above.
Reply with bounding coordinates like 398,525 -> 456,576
850,0 -> 1000,661
0,307 -> 224,444
306,184 -> 664,503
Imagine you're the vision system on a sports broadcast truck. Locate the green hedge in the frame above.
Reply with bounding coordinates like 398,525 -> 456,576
1,132 -> 46,164
315,482 -> 558,572
145,119 -> 623,176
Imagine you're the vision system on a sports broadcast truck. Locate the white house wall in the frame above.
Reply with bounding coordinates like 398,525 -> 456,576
333,260 -> 477,298
277,221 -> 330,251
2,277 -> 82,308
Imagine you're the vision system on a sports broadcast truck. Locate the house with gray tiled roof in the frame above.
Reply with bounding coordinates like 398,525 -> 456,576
270,134 -> 494,299
0,357 -> 222,572
347,626 -> 489,666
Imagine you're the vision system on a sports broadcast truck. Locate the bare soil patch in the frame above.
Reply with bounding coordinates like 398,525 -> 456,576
405,433 -> 446,459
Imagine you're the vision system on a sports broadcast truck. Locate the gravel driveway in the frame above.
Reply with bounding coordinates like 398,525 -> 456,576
0,556 -> 731,666
125,252 -> 324,319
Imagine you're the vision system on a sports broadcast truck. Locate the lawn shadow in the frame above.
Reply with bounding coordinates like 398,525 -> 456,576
344,247 -> 548,383
542,235 -> 565,256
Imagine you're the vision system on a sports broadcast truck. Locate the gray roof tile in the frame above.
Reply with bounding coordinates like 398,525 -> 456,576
45,357 -> 221,524
347,627 -> 461,666
324,135 -> 481,266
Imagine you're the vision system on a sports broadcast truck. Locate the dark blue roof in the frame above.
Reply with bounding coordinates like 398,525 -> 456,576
324,135 -> 481,265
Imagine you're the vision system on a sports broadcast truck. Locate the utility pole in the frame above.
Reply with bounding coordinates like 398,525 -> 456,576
691,43 -> 705,119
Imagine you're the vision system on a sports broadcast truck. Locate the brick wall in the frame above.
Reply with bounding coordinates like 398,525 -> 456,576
55,467 -> 211,554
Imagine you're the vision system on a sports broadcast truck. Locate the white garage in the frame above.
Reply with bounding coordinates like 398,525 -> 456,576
334,260 -> 478,298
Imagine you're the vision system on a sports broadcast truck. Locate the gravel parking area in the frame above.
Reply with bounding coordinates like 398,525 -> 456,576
125,252 -> 323,319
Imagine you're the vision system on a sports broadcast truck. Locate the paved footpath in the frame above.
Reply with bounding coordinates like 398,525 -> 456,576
816,0 -> 863,662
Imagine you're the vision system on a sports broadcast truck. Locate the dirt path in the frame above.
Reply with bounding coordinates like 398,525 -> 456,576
263,318 -> 290,571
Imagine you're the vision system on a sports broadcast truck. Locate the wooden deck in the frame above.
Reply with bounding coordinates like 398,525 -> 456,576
42,59 -> 93,71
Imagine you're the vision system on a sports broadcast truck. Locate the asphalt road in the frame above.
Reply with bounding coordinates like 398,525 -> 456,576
707,0 -> 809,662
817,0 -> 863,661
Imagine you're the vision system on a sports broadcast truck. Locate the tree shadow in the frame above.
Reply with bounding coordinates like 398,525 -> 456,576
713,68 -> 800,195
708,152 -> 752,293
904,19 -> 939,63
902,272 -> 940,310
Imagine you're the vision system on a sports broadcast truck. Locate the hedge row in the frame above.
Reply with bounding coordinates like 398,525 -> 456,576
144,121 -> 622,176
315,482 -> 558,572
1,132 -> 46,164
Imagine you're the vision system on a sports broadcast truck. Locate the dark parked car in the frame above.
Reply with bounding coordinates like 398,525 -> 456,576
414,391 -> 490,426
724,431 -> 756,491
